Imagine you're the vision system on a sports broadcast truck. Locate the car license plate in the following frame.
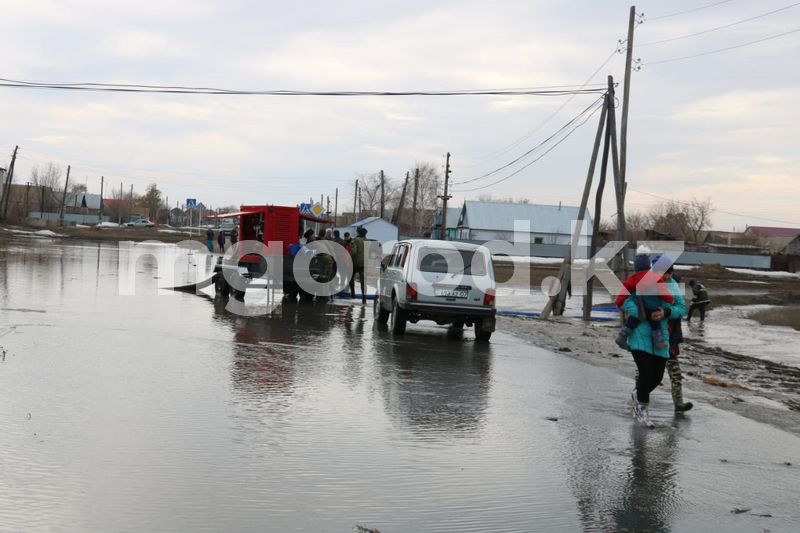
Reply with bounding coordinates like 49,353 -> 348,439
435,288 -> 468,298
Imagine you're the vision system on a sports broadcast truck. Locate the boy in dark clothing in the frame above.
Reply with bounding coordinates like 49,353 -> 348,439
615,253 -> 674,350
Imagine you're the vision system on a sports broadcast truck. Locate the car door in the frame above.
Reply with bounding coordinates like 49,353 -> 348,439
386,243 -> 410,303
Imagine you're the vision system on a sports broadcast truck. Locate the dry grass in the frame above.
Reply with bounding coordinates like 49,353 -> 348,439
749,305 -> 800,331
701,375 -> 748,389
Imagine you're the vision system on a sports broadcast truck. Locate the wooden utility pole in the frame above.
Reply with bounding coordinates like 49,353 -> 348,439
1,145 -> 18,220
541,95 -> 609,319
334,187 -> 338,222
584,104 -> 612,321
353,180 -> 359,223
607,76 -> 625,279
59,165 -> 71,226
393,171 -> 409,226
411,166 -> 419,236
616,5 -> 636,276
118,182 -> 123,225
99,176 -> 105,220
438,152 -> 451,240
379,170 -> 385,219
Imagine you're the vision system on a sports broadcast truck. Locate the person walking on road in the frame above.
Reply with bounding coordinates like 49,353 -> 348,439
217,229 -> 225,253
687,280 -> 711,322
206,227 -> 214,253
619,259 -> 687,427
349,227 -> 368,304
230,226 -> 238,246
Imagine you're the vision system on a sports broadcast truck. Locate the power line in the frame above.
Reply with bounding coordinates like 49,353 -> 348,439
461,49 -> 620,168
452,101 -> 605,193
638,2 -> 800,47
0,78 -> 605,97
628,188 -> 800,226
644,27 -> 800,65
644,0 -> 736,22
452,97 -> 604,185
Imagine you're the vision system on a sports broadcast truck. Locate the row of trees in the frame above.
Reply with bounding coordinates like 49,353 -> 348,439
352,162 -> 442,236
603,197 -> 714,244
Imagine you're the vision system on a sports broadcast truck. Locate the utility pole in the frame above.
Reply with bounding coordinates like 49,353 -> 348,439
1,145 -> 18,220
353,180 -> 359,224
393,171 -> 409,226
541,94 -> 609,320
584,100 -> 612,321
411,166 -> 419,236
438,152 -> 452,240
379,170 -> 385,219
59,165 -> 70,226
326,195 -> 330,219
334,187 -> 338,223
118,182 -> 123,225
616,4 -> 636,276
99,176 -> 104,220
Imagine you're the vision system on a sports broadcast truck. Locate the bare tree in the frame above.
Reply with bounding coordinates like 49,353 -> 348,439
683,197 -> 714,244
141,183 -> 162,221
476,194 -> 531,204
30,163 -> 64,213
69,182 -> 87,194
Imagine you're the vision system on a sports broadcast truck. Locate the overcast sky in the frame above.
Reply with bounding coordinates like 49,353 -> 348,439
1,0 -> 798,230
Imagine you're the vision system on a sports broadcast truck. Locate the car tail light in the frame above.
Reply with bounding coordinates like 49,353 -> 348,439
406,282 -> 418,301
483,289 -> 496,307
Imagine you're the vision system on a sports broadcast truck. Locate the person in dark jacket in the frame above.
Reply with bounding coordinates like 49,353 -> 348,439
230,227 -> 238,245
687,280 -> 711,322
206,227 -> 214,252
217,229 -> 225,253
349,227 -> 368,304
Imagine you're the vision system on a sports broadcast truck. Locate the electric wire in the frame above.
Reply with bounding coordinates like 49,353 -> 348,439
638,2 -> 800,47
461,48 -> 620,168
0,78 -> 605,97
644,27 -> 800,65
452,101 -> 605,193
645,0 -> 736,22
628,188 -> 800,226
452,96 -> 605,186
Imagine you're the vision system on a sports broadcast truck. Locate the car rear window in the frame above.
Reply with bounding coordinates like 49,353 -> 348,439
417,248 -> 487,276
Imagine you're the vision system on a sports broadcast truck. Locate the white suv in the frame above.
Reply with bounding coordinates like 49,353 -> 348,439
374,239 -> 496,341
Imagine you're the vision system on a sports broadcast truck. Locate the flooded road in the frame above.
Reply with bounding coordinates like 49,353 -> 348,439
1,239 -> 799,532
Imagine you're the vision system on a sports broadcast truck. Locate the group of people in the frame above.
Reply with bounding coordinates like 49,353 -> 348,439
614,248 -> 712,428
289,226 -> 370,303
205,226 -> 238,253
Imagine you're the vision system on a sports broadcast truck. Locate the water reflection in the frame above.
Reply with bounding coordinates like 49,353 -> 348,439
612,426 -> 682,532
371,329 -> 492,436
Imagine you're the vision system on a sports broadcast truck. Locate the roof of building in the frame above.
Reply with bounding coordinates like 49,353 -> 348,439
759,235 -> 800,253
433,207 -> 462,229
102,198 -> 126,208
352,216 -> 397,227
745,226 -> 800,238
458,201 -> 592,235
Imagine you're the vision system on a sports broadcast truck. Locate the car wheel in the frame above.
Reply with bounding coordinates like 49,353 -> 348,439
390,296 -> 407,335
474,319 -> 492,342
374,294 -> 389,324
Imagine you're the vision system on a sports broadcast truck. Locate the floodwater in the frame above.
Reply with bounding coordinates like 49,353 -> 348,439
1,239 -> 799,532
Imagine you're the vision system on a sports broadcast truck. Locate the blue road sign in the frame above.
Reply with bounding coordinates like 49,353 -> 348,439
186,198 -> 197,208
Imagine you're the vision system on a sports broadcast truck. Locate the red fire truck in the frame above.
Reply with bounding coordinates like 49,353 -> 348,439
211,204 -> 331,300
